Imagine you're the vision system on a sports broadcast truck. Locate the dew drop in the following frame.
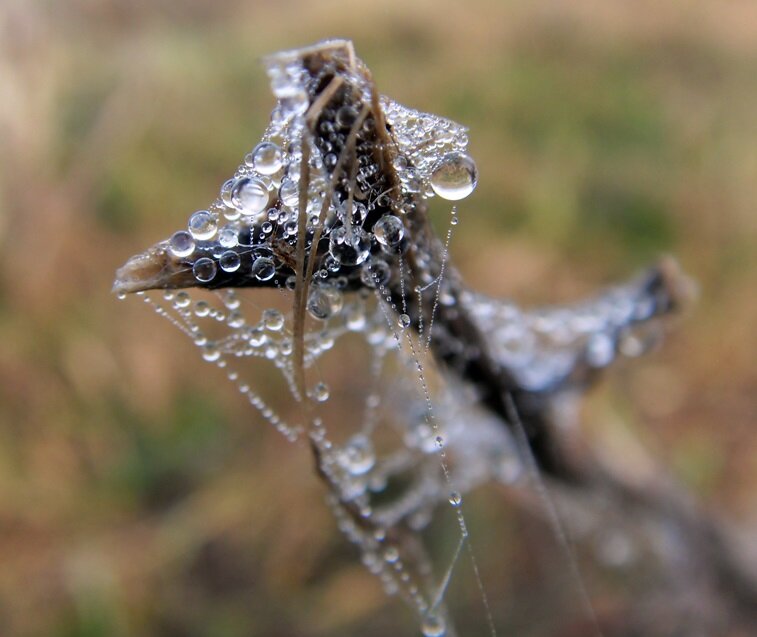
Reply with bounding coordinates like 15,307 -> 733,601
279,179 -> 300,208
218,225 -> 238,248
398,313 -> 411,329
271,78 -> 308,117
361,260 -> 391,288
429,152 -> 478,200
252,141 -> 283,175
421,613 -> 446,637
307,287 -> 343,320
340,435 -> 375,475
202,344 -> 220,362
220,178 -> 235,208
448,491 -> 462,507
227,310 -> 244,328
373,215 -> 405,248
231,177 -> 269,215
219,250 -> 241,273
335,105 -> 358,129
262,308 -> 284,331
251,256 -> 275,281
587,332 -> 615,368
174,291 -> 190,308
193,257 -> 217,283
188,210 -> 217,240
311,382 -> 330,402
329,227 -> 371,265
383,547 -> 399,563
346,306 -> 367,331
169,231 -> 195,258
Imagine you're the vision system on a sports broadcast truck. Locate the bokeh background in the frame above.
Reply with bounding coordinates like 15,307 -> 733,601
1,1 -> 756,635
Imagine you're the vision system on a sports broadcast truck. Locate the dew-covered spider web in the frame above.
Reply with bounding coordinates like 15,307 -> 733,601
114,39 -> 688,636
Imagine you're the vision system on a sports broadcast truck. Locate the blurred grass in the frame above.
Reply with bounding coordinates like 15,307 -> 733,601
1,0 -> 756,635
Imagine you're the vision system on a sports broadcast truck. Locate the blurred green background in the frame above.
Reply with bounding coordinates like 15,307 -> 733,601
1,1 -> 756,635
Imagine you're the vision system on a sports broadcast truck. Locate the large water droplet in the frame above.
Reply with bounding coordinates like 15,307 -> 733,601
174,291 -> 190,308
219,250 -> 241,273
279,179 -> 300,208
329,227 -> 371,265
252,142 -> 283,175
336,105 -> 358,129
188,210 -> 217,240
251,256 -> 275,281
429,152 -> 478,200
373,215 -> 405,248
169,231 -> 195,258
307,287 -> 343,320
193,257 -> 217,283
218,225 -> 238,248
231,177 -> 269,215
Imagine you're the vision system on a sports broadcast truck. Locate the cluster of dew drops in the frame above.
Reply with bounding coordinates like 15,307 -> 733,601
160,63 -> 478,295
123,53 -> 489,637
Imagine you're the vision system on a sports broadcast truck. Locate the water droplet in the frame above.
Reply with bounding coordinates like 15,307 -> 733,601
169,231 -> 195,258
429,152 -> 478,200
219,251 -> 241,273
421,613 -> 446,637
311,382 -> 330,402
202,343 -> 220,362
218,225 -> 238,248
194,300 -> 210,317
252,141 -> 283,175
340,435 -> 375,475
193,257 -> 217,283
174,291 -> 190,308
448,491 -> 462,507
373,215 -> 405,248
271,77 -> 308,117
383,547 -> 399,563
188,210 -> 217,240
231,177 -> 269,215
262,308 -> 284,331
227,310 -> 244,328
307,287 -> 343,320
586,333 -> 614,367
329,227 -> 371,265
251,256 -> 275,281
346,305 -> 367,331
336,105 -> 358,129
361,260 -> 391,288
220,178 -> 236,208
398,314 -> 411,329
279,179 -> 300,208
